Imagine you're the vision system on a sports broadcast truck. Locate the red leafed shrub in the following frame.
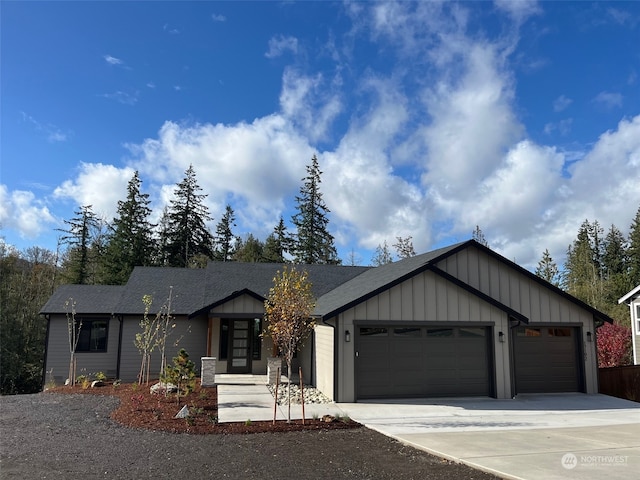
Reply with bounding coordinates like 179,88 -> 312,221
596,322 -> 632,367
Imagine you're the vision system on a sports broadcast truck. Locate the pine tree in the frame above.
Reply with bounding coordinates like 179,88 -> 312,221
535,249 -> 560,286
371,241 -> 393,266
163,165 -> 215,268
58,205 -> 99,284
562,220 -> 605,309
263,217 -> 292,263
102,171 -> 156,284
291,155 -> 340,265
234,234 -> 264,262
213,204 -> 238,262
628,207 -> 640,286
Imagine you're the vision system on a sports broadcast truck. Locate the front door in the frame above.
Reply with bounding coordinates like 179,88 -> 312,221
227,319 -> 252,373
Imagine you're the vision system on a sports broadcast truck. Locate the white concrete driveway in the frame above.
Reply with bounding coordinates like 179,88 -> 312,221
338,393 -> 640,480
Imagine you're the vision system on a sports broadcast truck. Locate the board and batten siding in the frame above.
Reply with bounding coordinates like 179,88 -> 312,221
334,269 -> 508,402
118,314 -> 209,383
314,323 -> 335,400
45,314 -> 119,385
437,246 -> 599,394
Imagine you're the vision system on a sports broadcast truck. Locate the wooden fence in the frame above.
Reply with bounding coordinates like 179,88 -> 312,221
598,365 -> 640,402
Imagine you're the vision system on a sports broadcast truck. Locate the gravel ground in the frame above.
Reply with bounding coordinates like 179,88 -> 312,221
0,393 -> 500,480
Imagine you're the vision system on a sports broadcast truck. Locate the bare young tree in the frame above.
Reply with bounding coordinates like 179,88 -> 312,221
64,298 -> 82,386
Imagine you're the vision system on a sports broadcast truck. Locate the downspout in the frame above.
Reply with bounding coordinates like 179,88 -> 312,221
322,317 -> 338,402
116,314 -> 124,380
41,314 -> 51,391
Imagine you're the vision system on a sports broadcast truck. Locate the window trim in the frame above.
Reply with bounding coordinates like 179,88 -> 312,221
75,318 -> 109,353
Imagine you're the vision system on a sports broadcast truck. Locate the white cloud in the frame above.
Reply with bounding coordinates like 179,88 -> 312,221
553,94 -> 572,112
0,185 -> 56,239
265,35 -> 299,59
104,54 -> 123,65
100,91 -> 139,105
52,163 -> 136,221
211,13 -> 226,22
19,111 -> 69,143
279,68 -> 342,142
493,0 -> 541,24
593,91 -> 623,109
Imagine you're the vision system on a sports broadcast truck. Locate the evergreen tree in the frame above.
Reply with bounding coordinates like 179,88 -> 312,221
163,165 -> 215,267
535,248 -> 560,286
472,225 -> 489,247
102,171 -> 156,284
371,241 -> 393,266
393,236 -> 416,259
291,155 -> 340,264
234,234 -> 264,262
155,206 -> 171,266
213,204 -> 238,262
58,205 -> 99,284
628,207 -> 640,286
263,217 -> 292,263
562,220 -> 605,309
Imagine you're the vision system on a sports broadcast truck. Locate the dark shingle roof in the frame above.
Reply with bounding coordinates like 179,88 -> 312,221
40,262 -> 370,317
39,284 -> 125,315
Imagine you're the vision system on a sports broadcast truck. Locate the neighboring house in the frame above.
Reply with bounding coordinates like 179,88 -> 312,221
41,240 -> 613,401
618,285 -> 640,365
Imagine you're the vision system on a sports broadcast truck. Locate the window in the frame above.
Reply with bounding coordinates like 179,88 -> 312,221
516,327 -> 541,337
427,328 -> 453,337
76,319 -> 108,352
252,318 -> 262,360
548,328 -> 571,337
394,327 -> 421,337
459,327 -> 486,338
220,319 -> 229,360
360,327 -> 388,337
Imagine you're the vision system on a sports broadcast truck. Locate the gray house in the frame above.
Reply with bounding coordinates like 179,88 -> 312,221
41,240 -> 612,401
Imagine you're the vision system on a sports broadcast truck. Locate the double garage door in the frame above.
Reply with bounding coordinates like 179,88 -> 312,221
355,324 -> 583,400
356,325 -> 492,399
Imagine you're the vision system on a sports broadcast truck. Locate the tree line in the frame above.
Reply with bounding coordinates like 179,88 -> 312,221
59,155 -> 340,286
1,150 -> 638,393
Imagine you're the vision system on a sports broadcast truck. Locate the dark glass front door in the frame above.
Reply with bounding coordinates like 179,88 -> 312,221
228,320 -> 251,373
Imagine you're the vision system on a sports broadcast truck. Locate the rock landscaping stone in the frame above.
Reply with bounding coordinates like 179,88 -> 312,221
150,382 -> 178,395
267,383 -> 332,405
174,405 -> 189,418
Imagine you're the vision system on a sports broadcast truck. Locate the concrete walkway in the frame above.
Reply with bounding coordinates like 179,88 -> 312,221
216,378 -> 640,480
216,374 -> 348,423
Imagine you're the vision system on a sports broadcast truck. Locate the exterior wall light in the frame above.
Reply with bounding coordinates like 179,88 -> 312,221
586,331 -> 592,342
498,331 -> 505,343
345,330 -> 351,343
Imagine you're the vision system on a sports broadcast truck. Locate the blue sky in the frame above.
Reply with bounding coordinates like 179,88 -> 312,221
2,1 -> 639,269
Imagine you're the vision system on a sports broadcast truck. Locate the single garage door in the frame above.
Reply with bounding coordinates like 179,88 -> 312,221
513,326 -> 582,394
356,325 -> 492,399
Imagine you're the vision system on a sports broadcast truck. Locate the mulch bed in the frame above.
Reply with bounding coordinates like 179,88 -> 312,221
46,380 -> 360,435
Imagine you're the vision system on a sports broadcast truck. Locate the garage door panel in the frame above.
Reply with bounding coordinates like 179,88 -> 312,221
514,326 -> 580,394
356,325 -> 491,399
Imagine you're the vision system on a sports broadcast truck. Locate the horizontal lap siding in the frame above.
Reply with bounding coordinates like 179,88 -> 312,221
45,315 -> 119,385
119,315 -> 209,383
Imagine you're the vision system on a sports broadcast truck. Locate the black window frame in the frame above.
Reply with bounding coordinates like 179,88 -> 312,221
75,318 -> 109,353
